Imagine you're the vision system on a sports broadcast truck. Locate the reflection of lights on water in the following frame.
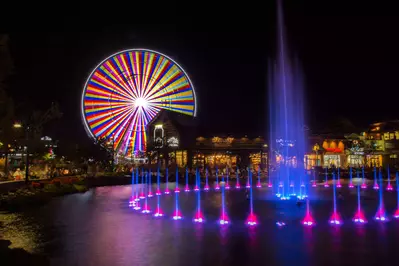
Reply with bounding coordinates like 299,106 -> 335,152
276,221 -> 286,227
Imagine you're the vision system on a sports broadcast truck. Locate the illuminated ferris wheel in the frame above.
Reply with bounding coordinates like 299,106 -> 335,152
81,49 -> 197,156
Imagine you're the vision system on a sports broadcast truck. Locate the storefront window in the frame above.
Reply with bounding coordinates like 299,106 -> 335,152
304,154 -> 322,170
366,155 -> 382,167
176,150 -> 187,168
347,155 -> 364,168
323,155 -> 341,168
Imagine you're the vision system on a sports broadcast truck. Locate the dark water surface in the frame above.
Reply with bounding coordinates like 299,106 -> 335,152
1,184 -> 399,266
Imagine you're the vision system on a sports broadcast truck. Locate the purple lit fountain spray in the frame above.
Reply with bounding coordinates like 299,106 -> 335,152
324,168 -> 329,188
336,167 -> 342,188
141,172 -> 150,214
194,168 -> 200,191
215,167 -> 220,190
387,165 -> 393,191
174,168 -> 180,193
329,172 -> 342,225
154,167 -> 163,217
246,170 -> 258,226
173,172 -> 182,220
373,167 -> 379,190
129,169 -> 136,206
194,169 -> 204,223
204,168 -> 210,191
269,0 -> 307,200
148,170 -> 153,197
349,167 -> 354,188
236,167 -> 241,189
394,172 -> 399,218
361,167 -> 367,189
185,168 -> 190,192
353,184 -> 366,223
375,169 -> 387,221
139,169 -> 145,199
164,168 -> 170,194
218,173 -> 229,225
225,168 -> 231,189
256,168 -> 262,188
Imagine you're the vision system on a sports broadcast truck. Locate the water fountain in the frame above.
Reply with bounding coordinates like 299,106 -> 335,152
148,170 -> 153,197
375,168 -> 387,222
361,167 -> 367,189
165,168 -> 170,194
246,170 -> 258,226
373,167 -> 379,190
194,169 -> 200,191
235,167 -> 241,189
394,172 -> 399,219
256,168 -> 262,188
349,167 -> 354,188
336,168 -> 342,188
302,198 -> 315,226
387,165 -> 393,191
329,172 -> 342,225
139,170 -> 145,199
353,184 -> 366,223
215,167 -> 220,190
225,168 -> 231,190
142,172 -> 151,214
324,168 -> 329,188
218,173 -> 229,225
185,168 -> 190,192
156,167 -> 162,195
194,170 -> 204,223
174,168 -> 180,193
204,168 -> 210,191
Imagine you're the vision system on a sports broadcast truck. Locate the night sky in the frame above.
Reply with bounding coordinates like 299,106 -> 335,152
5,1 -> 399,147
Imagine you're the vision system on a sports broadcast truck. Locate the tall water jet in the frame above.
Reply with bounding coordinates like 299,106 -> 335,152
329,172 -> 342,225
269,0 -> 307,200
215,167 -> 220,190
311,168 -> 317,187
194,169 -> 204,223
173,175 -> 182,220
194,168 -> 200,191
236,167 -> 241,189
375,168 -> 387,221
148,170 -> 153,197
219,173 -> 229,225
165,168 -> 170,194
156,167 -> 161,195
133,169 -> 141,210
256,168 -> 262,188
373,167 -> 379,190
302,198 -> 315,226
349,167 -> 354,188
361,167 -> 367,189
142,172 -> 150,214
204,168 -> 210,191
324,168 -> 329,188
185,168 -> 190,192
174,168 -> 180,193
139,169 -> 145,199
353,184 -> 366,223
394,172 -> 399,218
154,168 -> 163,217
129,169 -> 136,206
387,165 -> 393,191
336,167 -> 342,188
225,168 -> 231,190
246,170 -> 258,226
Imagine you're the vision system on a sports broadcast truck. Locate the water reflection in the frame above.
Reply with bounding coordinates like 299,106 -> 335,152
1,185 -> 399,266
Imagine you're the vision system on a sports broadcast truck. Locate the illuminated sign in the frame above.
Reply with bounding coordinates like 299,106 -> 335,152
167,137 -> 179,147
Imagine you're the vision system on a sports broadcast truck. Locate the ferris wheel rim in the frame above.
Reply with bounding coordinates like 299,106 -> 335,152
80,48 -> 198,142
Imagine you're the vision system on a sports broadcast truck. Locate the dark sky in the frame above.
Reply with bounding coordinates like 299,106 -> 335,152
5,0 -> 399,146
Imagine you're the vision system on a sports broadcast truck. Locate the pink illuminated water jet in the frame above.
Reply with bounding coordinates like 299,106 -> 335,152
302,199 -> 315,226
329,212 -> 342,225
393,209 -> 399,219
194,211 -> 205,223
141,203 -> 150,214
386,183 -> 393,191
375,208 -> 387,222
246,213 -> 258,226
172,210 -> 182,220
353,210 -> 367,223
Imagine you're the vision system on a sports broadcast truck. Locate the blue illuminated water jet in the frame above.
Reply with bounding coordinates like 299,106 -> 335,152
373,167 -> 379,190
148,170 -> 153,197
142,172 -> 150,214
235,167 -> 241,189
194,169 -> 204,223
269,0 -> 307,199
353,184 -> 366,223
174,168 -> 180,193
165,168 -> 170,194
349,167 -> 354,188
139,169 -> 145,199
219,173 -> 229,225
129,169 -> 135,206
204,168 -> 210,191
246,170 -> 258,226
394,172 -> 399,218
375,168 -> 387,221
387,165 -> 393,191
215,167 -> 220,190
324,168 -> 329,188
361,167 -> 367,189
156,167 -> 161,195
185,168 -> 190,192
329,172 -> 342,225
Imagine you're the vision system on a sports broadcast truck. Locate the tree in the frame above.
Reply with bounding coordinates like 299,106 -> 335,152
94,136 -> 116,172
